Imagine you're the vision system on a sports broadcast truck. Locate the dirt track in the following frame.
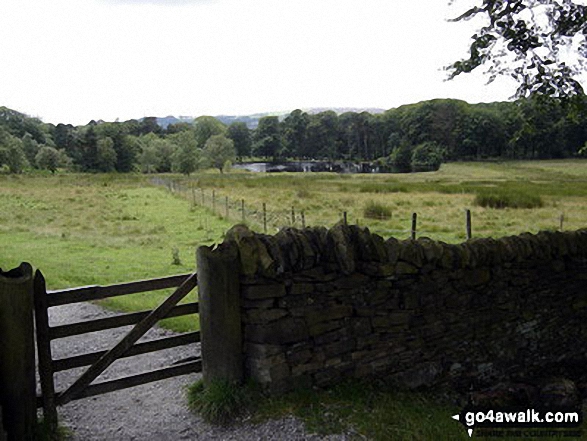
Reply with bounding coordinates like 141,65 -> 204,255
46,301 -> 349,440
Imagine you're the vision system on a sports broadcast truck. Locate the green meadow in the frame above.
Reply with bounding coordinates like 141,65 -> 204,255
0,173 -> 233,331
180,159 -> 587,242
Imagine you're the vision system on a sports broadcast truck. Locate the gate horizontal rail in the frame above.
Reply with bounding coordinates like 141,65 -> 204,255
48,302 -> 199,339
34,271 -> 201,432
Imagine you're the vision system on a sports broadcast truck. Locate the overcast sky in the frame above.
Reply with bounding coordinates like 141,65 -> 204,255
1,0 -> 525,126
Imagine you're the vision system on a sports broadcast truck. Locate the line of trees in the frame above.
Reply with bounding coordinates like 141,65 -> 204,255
1,96 -> 586,175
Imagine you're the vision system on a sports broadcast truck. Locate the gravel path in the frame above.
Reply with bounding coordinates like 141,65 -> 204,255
46,302 -> 351,441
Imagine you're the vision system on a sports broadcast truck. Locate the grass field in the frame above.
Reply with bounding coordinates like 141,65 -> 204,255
0,173 -> 233,331
178,159 -> 587,243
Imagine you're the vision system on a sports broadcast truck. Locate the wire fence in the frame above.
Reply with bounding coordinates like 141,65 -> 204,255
149,177 -> 481,241
150,177 -> 306,234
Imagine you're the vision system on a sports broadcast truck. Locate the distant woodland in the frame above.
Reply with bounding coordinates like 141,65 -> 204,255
1,96 -> 587,175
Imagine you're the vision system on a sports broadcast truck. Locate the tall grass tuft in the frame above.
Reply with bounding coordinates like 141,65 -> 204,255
363,200 -> 392,220
474,190 -> 544,209
187,379 -> 251,425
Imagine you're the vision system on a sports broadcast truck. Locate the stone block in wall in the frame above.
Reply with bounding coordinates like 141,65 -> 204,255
305,304 -> 353,325
326,224 -> 356,274
390,361 -> 443,389
244,308 -> 289,325
292,362 -> 324,376
385,237 -> 400,264
372,311 -> 411,328
417,237 -> 443,264
332,273 -> 370,290
292,267 -> 338,282
242,297 -> 275,309
286,348 -> 313,365
243,283 -> 286,300
246,354 -> 290,384
356,334 -> 381,349
462,268 -> 491,287
245,343 -> 283,359
289,283 -> 315,295
308,320 -> 342,337
314,328 -> 350,346
399,240 -> 425,267
321,338 -> 356,358
245,317 -> 309,344
350,317 -> 372,336
395,262 -> 419,275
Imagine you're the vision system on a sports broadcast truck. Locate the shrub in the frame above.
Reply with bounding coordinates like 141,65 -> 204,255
474,190 -> 544,209
363,201 -> 392,220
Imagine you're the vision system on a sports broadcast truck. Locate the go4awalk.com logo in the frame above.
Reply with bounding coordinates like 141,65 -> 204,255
451,406 -> 583,438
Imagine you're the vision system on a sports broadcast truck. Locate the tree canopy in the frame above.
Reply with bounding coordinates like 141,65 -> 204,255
448,0 -> 586,98
1,99 -> 586,175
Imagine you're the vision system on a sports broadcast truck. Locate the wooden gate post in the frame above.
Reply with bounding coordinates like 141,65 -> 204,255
196,243 -> 243,385
0,263 -> 36,441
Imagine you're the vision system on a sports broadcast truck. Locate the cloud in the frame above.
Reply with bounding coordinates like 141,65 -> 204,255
96,0 -> 214,6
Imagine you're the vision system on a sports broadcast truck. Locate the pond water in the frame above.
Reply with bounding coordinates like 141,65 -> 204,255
232,161 -> 389,173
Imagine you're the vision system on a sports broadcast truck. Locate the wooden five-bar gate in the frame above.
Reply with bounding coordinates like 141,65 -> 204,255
33,270 -> 201,433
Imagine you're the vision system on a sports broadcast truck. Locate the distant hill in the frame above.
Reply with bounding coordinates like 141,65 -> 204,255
155,115 -> 195,129
153,107 -> 386,130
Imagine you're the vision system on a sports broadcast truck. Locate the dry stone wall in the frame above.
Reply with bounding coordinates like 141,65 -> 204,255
220,225 -> 587,393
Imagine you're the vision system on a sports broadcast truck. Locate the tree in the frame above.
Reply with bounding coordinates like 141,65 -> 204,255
203,135 -> 236,173
226,122 -> 252,160
449,0 -> 587,98
305,111 -> 340,160
0,135 -> 28,173
35,146 -> 61,173
21,133 -> 40,166
169,130 -> 202,175
193,116 -> 226,148
96,137 -> 117,172
138,143 -> 159,173
388,142 -> 412,173
282,110 -> 310,158
253,116 -> 283,160
411,141 -> 445,172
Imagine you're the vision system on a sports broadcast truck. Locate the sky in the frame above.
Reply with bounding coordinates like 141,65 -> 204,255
0,0 -> 526,126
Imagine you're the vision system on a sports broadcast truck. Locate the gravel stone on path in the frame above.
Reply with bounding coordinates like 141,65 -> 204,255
45,302 -> 352,441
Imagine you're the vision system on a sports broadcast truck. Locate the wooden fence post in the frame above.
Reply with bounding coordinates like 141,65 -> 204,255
559,213 -> 564,231
225,196 -> 229,219
212,190 -> 216,214
263,203 -> 267,233
0,263 -> 36,441
301,210 -> 306,229
343,212 -> 348,226
411,213 -> 417,240
466,209 -> 472,240
241,199 -> 245,223
196,244 -> 243,385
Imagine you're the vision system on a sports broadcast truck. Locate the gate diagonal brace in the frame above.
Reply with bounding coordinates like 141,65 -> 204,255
57,272 -> 198,406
